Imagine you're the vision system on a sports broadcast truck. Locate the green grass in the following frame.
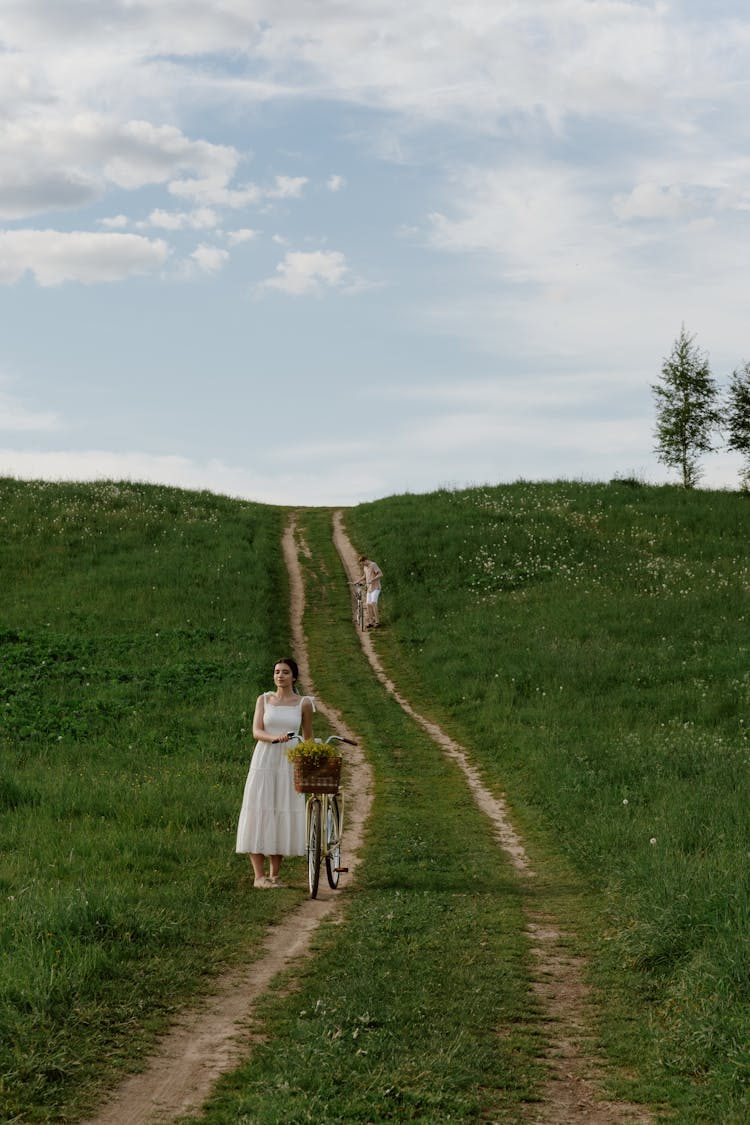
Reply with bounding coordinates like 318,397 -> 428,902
5,476 -> 750,1122
0,478 -> 306,1123
346,479 -> 750,1119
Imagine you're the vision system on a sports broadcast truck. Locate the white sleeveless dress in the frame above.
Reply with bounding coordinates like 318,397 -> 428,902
235,693 -> 312,855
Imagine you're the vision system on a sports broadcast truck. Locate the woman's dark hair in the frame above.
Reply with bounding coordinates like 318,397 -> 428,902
275,657 -> 299,682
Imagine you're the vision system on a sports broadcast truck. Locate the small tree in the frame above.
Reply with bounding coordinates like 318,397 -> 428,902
652,325 -> 721,488
725,361 -> 750,489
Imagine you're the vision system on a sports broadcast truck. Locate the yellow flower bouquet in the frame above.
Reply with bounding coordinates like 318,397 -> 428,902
286,738 -> 339,768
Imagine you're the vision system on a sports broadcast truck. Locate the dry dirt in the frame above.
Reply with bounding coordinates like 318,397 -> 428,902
82,511 -> 654,1125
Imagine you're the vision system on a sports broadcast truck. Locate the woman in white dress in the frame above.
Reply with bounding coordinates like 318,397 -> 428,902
236,657 -> 313,888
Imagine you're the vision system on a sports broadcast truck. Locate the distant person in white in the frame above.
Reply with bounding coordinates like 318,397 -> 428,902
358,555 -> 383,629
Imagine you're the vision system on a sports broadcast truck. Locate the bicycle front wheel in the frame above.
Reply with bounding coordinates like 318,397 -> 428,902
325,795 -> 342,889
307,798 -> 321,898
356,595 -> 365,631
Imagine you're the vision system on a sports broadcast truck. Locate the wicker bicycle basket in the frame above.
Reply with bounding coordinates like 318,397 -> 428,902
293,756 -> 342,794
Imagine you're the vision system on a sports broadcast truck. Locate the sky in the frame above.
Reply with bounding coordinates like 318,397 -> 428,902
1,0 -> 749,505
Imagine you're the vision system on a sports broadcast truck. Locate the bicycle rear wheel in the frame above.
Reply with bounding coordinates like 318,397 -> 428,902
307,798 -> 321,898
356,594 -> 365,631
325,795 -> 342,889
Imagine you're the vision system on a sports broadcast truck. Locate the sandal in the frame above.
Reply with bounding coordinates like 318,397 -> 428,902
253,876 -> 274,889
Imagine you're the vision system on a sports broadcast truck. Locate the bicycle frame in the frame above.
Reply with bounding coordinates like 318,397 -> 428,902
289,733 -> 355,898
350,580 -> 366,631
305,788 -> 344,898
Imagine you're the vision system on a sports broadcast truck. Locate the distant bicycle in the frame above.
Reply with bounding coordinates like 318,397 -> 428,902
290,734 -> 356,898
349,580 -> 366,631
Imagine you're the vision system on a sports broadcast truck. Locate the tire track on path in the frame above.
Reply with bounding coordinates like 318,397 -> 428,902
82,514 -> 373,1125
332,509 -> 652,1125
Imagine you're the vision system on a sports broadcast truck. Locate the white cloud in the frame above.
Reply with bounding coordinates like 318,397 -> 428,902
229,2 -> 706,132
0,114 -> 240,220
417,140 -> 750,376
259,249 -> 350,296
189,243 -> 229,273
99,214 -> 129,229
428,162 -> 613,288
168,172 -> 310,210
145,207 -> 219,230
0,449 -> 218,492
0,447 -> 381,506
0,170 -> 101,220
100,119 -> 237,190
0,2 -> 719,139
267,175 -> 308,199
327,174 -> 346,192
613,182 -> 699,221
0,229 -> 169,285
168,176 -> 262,209
226,228 -> 258,246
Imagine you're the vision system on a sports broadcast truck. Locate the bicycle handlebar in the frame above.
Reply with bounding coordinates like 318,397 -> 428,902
286,733 -> 357,746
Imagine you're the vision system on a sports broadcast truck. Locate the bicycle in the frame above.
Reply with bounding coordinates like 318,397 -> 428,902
350,580 -> 366,631
290,734 -> 356,898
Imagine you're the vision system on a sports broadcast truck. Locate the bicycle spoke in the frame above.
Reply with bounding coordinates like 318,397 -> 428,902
325,795 -> 342,889
308,799 -> 321,898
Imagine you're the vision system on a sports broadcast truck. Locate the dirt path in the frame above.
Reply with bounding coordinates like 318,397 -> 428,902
82,515 -> 373,1125
332,510 -> 653,1125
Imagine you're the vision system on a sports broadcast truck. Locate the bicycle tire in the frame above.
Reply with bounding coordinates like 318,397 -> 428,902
325,795 -> 342,889
356,593 -> 365,631
308,799 -> 321,898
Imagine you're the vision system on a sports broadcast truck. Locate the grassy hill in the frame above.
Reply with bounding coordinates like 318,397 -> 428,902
347,479 -> 750,1115
2,476 -> 749,1122
0,479 -> 293,1121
